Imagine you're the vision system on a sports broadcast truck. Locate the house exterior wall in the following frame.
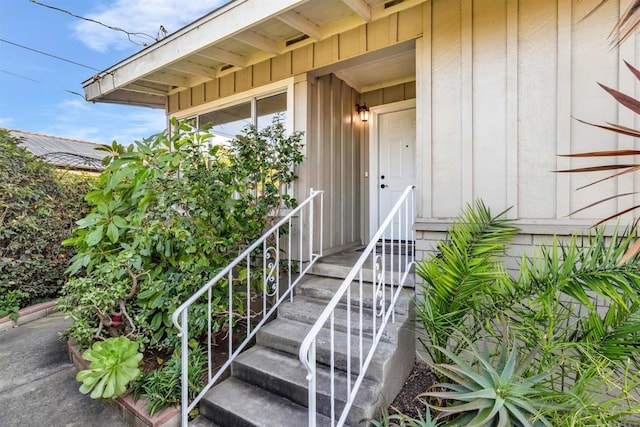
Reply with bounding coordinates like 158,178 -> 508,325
413,0 -> 638,269
302,74 -> 363,254
416,0 -> 638,237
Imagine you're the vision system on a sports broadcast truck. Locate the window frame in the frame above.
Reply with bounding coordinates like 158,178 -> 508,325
173,78 -> 294,136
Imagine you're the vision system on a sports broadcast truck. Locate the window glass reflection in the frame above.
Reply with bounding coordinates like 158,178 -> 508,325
257,93 -> 287,130
199,102 -> 251,145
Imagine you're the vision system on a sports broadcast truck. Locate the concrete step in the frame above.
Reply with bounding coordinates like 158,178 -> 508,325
257,317 -> 396,380
297,276 -> 412,316
232,345 -> 383,425
311,252 -> 415,288
278,295 -> 406,344
200,377 -> 334,427
189,416 -> 219,426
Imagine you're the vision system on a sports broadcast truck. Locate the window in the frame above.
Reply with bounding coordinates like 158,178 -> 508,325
191,92 -> 287,145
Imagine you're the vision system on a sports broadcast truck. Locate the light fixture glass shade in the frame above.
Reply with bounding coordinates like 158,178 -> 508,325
356,104 -> 369,122
360,106 -> 369,121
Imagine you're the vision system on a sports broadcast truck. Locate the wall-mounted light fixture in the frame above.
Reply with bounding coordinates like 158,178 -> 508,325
356,103 -> 369,122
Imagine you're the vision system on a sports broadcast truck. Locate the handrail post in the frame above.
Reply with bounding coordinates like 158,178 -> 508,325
308,342 -> 317,427
180,309 -> 189,427
310,188 -> 314,261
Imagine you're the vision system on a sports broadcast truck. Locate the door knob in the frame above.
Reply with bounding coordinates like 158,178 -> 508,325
380,184 -> 387,189
380,175 -> 385,179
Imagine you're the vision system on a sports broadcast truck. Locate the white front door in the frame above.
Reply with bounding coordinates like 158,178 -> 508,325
369,102 -> 416,241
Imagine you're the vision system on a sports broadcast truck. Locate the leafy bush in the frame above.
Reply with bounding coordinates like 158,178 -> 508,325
0,129 -> 92,315
0,288 -> 29,322
59,116 -> 304,352
413,201 -> 640,425
77,336 -> 142,399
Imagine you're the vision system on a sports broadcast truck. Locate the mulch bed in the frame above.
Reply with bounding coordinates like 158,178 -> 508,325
389,361 -> 436,419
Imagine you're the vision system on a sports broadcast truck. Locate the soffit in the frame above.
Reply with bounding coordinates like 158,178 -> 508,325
334,48 -> 416,93
82,0 -> 425,108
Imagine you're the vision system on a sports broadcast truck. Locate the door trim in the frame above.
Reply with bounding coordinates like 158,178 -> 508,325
368,98 -> 417,240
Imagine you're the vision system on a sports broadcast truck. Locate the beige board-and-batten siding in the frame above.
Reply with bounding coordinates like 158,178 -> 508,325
300,73 -> 363,255
416,0 -> 639,230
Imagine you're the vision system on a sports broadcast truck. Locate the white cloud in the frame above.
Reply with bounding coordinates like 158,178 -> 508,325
73,0 -> 231,52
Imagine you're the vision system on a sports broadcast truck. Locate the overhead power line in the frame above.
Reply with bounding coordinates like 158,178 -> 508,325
0,38 -> 101,71
0,69 -> 86,99
28,0 -> 157,47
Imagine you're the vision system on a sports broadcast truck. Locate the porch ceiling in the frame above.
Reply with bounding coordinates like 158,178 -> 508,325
82,0 -> 424,109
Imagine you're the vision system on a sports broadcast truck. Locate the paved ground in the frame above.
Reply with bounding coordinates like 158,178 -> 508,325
0,312 -> 127,427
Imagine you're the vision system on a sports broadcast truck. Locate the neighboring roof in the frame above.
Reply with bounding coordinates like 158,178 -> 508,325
82,0 -> 424,108
10,130 -> 105,171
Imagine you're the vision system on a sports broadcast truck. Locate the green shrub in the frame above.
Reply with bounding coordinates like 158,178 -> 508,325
59,116 -> 304,353
0,129 -> 92,313
413,201 -> 640,425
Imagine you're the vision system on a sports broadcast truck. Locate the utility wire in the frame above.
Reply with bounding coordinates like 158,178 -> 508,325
0,69 -> 86,99
0,38 -> 101,72
28,0 -> 157,47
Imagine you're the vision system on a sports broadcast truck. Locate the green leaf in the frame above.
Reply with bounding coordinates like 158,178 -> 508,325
84,225 -> 104,247
106,222 -> 119,243
137,289 -> 156,300
76,213 -> 103,229
150,312 -> 163,330
111,215 -> 127,228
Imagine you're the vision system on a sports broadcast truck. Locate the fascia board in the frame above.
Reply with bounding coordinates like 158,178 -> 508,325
83,0 -> 309,100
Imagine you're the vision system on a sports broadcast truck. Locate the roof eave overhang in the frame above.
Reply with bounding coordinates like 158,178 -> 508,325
83,0 -> 309,105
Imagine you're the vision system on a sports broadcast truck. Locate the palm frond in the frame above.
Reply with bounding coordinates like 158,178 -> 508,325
415,200 -> 519,364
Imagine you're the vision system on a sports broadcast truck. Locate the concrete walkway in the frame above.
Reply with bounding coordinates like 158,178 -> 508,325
0,312 -> 127,427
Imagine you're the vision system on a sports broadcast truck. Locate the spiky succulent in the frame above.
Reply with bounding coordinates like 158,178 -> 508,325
422,344 -> 558,427
76,336 -> 142,399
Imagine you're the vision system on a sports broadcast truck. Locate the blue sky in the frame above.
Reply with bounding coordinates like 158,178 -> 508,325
0,1 -> 228,145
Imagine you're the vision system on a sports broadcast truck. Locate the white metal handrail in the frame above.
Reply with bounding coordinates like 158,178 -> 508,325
298,185 -> 415,427
171,189 -> 324,426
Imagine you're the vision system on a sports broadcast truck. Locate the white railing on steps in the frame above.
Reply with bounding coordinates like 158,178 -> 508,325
299,185 -> 416,427
171,189 -> 324,426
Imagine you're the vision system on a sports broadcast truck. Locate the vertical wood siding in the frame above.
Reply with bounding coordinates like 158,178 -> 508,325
419,0 -> 635,223
302,74 -> 362,252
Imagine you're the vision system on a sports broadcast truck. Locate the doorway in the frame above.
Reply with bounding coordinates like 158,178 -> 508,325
368,99 -> 416,241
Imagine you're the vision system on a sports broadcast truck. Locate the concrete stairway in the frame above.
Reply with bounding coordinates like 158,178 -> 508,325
192,255 -> 415,427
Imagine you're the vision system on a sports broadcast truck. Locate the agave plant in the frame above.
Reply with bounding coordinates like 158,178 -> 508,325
76,336 -> 142,399
421,343 -> 558,427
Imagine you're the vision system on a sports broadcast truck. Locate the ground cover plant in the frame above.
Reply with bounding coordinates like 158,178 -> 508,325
408,201 -> 640,426
0,129 -> 92,320
59,116 -> 304,410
